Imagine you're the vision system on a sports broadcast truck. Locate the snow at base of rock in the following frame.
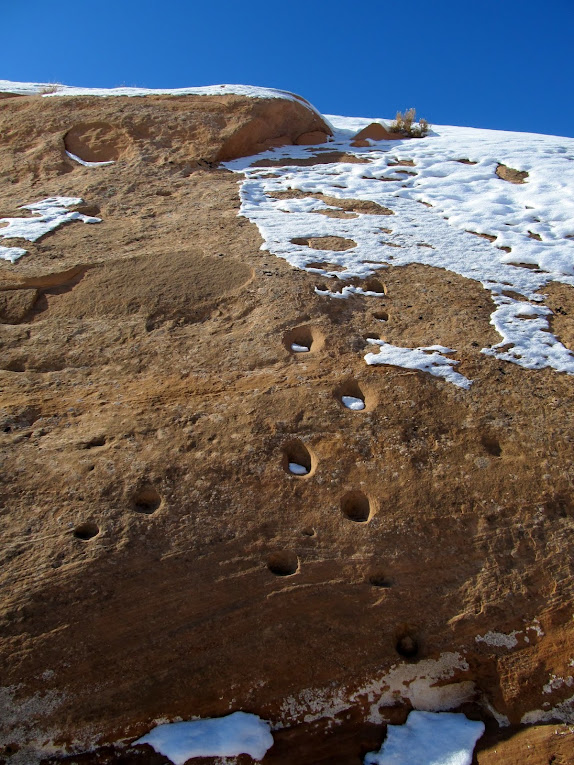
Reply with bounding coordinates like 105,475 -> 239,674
0,197 -> 101,263
342,395 -> 365,410
133,712 -> 273,764
65,150 -> 114,168
365,341 -> 472,388
364,711 -> 485,765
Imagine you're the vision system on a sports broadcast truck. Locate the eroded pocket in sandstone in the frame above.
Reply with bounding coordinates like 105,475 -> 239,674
73,522 -> 100,541
364,278 -> 387,295
334,379 -> 375,412
131,485 -> 162,514
64,122 -> 130,163
481,434 -> 502,457
340,490 -> 372,522
369,572 -> 393,588
283,325 -> 324,354
395,629 -> 420,659
282,439 -> 316,477
373,310 -> 389,322
267,550 -> 299,576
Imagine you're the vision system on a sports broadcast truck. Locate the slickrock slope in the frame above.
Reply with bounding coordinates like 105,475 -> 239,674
0,84 -> 573,764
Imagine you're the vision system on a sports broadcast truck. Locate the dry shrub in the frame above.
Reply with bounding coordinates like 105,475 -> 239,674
38,84 -> 62,95
390,109 -> 430,138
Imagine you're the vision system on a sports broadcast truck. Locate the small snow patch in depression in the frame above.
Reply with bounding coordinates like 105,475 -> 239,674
133,711 -> 274,764
364,711 -> 485,765
288,462 -> 309,475
65,150 -> 115,168
342,395 -> 365,410
291,342 -> 310,352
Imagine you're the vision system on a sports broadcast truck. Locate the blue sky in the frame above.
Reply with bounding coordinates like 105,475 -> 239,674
2,0 -> 573,137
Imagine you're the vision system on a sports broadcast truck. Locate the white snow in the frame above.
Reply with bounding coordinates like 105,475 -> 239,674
0,197 -> 101,263
365,340 -> 471,388
65,150 -> 114,167
226,116 -> 574,381
364,711 -> 485,765
133,712 -> 273,764
288,462 -> 309,475
291,342 -> 310,352
342,395 -> 365,410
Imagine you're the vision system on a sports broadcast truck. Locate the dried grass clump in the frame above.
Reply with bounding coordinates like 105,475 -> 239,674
390,108 -> 430,138
38,84 -> 63,95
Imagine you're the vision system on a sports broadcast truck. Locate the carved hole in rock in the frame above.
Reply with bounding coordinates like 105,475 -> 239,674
395,631 -> 419,659
282,439 -> 315,477
73,522 -> 99,541
283,325 -> 324,354
481,434 -> 502,457
340,490 -> 372,523
64,122 -> 129,163
334,379 -> 372,412
132,485 -> 162,514
267,550 -> 299,576
82,436 -> 106,449
373,311 -> 389,322
364,278 -> 387,295
369,573 -> 393,588
302,527 -> 316,537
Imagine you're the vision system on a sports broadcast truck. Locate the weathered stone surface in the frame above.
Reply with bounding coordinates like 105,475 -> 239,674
0,91 -> 572,765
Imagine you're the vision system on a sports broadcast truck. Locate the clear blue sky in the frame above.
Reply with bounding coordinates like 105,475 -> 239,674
3,0 -> 573,137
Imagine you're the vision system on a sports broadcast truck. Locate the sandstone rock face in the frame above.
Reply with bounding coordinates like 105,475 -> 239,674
0,90 -> 573,765
0,90 -> 332,182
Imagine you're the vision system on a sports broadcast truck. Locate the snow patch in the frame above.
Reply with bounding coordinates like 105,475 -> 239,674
133,712 -> 273,764
227,119 -> 574,378
288,462 -> 309,475
0,197 -> 101,263
365,340 -> 471,388
364,711 -> 485,765
342,395 -> 365,410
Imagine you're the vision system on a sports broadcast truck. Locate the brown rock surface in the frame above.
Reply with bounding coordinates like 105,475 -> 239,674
353,122 -> 403,141
0,92 -> 573,765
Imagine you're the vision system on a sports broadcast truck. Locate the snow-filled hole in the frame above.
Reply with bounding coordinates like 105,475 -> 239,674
283,324 -> 323,354
282,439 -> 315,477
334,379 -> 372,411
